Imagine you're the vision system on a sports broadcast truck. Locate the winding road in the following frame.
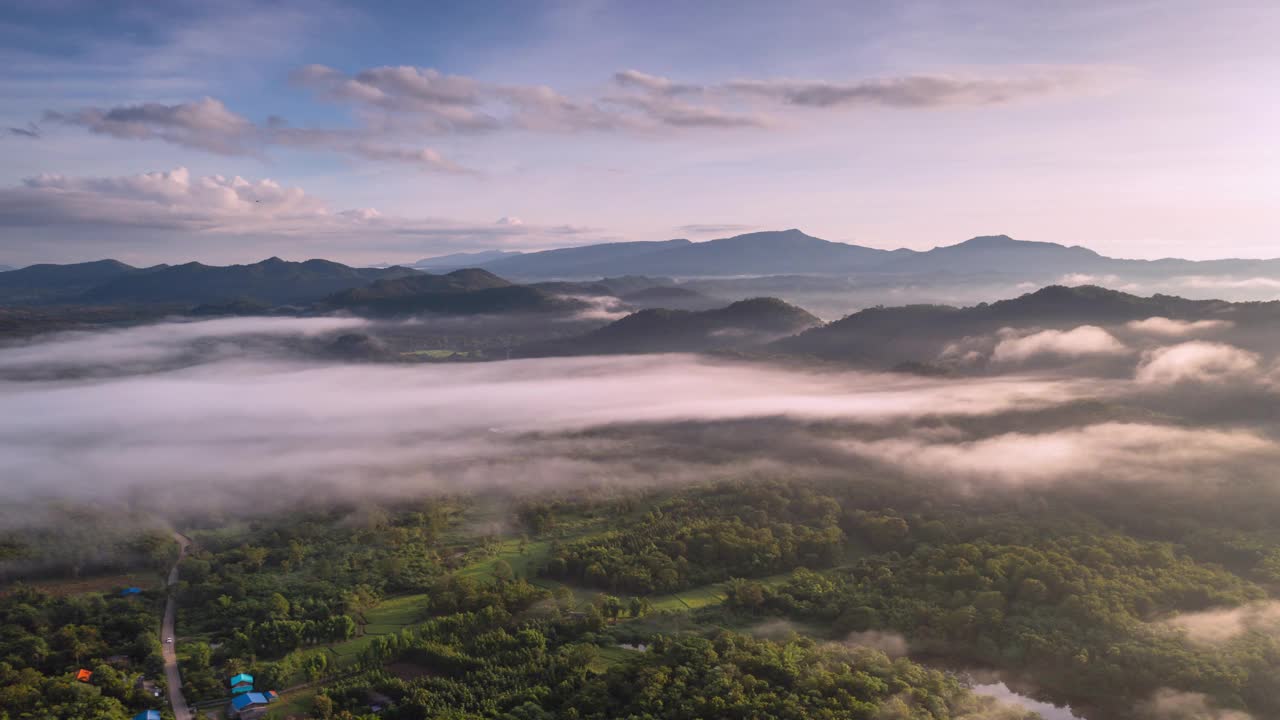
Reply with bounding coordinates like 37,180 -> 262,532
163,532 -> 193,720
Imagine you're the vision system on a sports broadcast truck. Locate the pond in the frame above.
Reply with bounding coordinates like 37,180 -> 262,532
972,682 -> 1084,720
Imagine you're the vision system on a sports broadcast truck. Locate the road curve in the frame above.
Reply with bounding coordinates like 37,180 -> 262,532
162,531 -> 193,720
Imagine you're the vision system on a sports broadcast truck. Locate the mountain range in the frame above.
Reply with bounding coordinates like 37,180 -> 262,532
0,257 -> 417,306
6,229 -> 1280,311
411,229 -> 1280,279
322,268 -> 585,316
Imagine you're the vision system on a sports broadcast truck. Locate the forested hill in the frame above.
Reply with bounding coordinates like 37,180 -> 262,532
772,284 -> 1267,364
322,268 -> 588,316
0,257 -> 419,306
518,297 -> 821,356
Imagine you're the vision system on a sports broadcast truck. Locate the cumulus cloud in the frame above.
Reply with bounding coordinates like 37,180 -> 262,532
45,97 -> 255,154
5,167 -> 329,229
0,167 -> 596,260
1135,342 -> 1261,385
991,326 -> 1128,364
1126,317 -> 1234,338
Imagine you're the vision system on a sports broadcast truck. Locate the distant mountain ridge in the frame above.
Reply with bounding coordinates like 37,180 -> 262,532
443,230 -> 1280,280
323,268 -> 585,316
0,257 -> 417,306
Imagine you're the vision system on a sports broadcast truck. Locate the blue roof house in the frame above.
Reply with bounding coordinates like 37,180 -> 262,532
132,711 -> 161,720
231,692 -> 276,718
229,672 -> 254,694
121,587 -> 143,596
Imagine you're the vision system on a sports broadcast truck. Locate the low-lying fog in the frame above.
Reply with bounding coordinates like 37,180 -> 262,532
3,316 -> 1279,520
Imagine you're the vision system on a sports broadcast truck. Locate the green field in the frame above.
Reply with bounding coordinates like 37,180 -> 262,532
363,592 -> 429,628
263,687 -> 315,719
589,644 -> 642,672
456,539 -> 551,582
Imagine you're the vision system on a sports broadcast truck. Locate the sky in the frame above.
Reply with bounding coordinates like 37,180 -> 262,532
0,0 -> 1277,266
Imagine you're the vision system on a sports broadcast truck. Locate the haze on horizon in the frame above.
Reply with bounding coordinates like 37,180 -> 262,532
1,0 -> 1277,267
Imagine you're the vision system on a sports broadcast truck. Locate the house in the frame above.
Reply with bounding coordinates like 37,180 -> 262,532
75,669 -> 93,683
230,691 -> 276,719
229,672 -> 254,694
132,711 -> 162,720
121,587 -> 143,597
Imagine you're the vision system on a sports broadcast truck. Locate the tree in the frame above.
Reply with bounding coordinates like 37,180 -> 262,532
313,693 -> 335,719
629,596 -> 649,618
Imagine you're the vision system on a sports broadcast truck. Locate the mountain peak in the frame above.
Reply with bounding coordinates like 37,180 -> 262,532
955,234 -> 1019,248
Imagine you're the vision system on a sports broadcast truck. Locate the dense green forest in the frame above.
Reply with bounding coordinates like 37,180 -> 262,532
4,474 -> 1280,719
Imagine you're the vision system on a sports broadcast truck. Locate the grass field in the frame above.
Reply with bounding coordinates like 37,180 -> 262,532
456,539 -> 551,582
263,687 -> 315,719
363,593 -> 429,628
590,644 -> 643,673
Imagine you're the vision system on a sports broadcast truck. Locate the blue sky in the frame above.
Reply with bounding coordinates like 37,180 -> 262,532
0,0 -> 1277,265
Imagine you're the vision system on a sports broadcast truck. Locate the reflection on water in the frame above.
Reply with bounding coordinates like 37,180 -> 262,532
973,682 -> 1083,720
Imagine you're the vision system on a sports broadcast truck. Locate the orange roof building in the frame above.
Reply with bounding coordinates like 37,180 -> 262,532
75,668 -> 93,682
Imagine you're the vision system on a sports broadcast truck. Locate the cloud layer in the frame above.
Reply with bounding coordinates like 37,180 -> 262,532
3,316 -> 1279,522
0,166 -> 596,260
33,65 -> 1104,171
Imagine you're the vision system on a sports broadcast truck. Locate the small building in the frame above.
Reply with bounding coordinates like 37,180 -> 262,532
229,672 -> 254,694
230,691 -> 276,720
132,711 -> 161,720
121,587 -> 143,597
75,669 -> 93,683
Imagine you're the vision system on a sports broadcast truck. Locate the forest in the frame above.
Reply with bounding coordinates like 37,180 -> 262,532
4,469 -> 1279,720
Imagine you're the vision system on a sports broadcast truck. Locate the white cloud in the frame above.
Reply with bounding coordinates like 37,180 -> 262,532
1135,342 -> 1261,385
1059,272 -> 1119,285
0,167 -> 598,262
44,98 -> 254,154
1126,317 -> 1233,338
845,423 -> 1276,487
1162,602 -> 1280,646
35,64 -> 1108,171
991,325 -> 1128,364
1174,276 -> 1280,291
0,331 -> 1110,513
1138,689 -> 1254,720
